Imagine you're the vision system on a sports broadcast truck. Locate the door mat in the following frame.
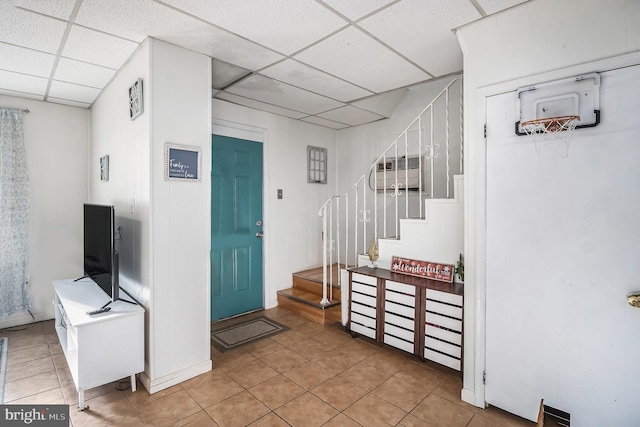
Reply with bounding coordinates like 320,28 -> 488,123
211,317 -> 289,352
0,337 -> 7,403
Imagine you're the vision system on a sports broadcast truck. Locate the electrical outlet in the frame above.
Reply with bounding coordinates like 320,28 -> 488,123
277,189 -> 283,199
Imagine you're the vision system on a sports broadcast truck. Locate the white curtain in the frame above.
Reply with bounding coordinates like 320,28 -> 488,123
0,108 -> 30,318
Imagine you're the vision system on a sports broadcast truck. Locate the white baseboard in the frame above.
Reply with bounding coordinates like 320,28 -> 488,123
138,359 -> 212,394
461,388 -> 483,408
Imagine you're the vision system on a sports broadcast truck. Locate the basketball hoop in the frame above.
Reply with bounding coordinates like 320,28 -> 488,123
520,115 -> 580,137
520,115 -> 579,156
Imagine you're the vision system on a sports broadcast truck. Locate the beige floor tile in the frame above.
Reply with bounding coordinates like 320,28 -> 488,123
243,338 -> 286,359
137,389 -> 202,426
372,376 -> 431,412
123,382 -> 183,408
283,360 -> 335,390
182,370 -> 244,408
410,394 -> 474,427
288,337 -> 330,359
7,387 -> 66,405
361,347 -> 413,375
343,393 -> 407,427
478,406 -> 536,427
339,361 -> 391,391
6,355 -> 55,383
260,348 -> 307,373
248,413 -> 291,426
336,338 -> 381,361
430,374 -> 478,412
69,390 -> 137,427
6,343 -> 52,367
248,374 -> 305,410
93,414 -> 153,426
62,382 -> 120,408
173,410 -> 220,426
393,363 -> 443,391
468,413 -> 508,427
311,376 -> 367,411
205,390 -> 270,427
397,413 -> 434,426
311,349 -> 360,374
321,413 -> 363,426
211,348 -> 257,371
5,333 -> 48,353
275,392 -> 339,427
270,329 -> 309,347
291,320 -> 325,337
4,370 -> 60,402
227,359 -> 278,389
313,327 -> 353,348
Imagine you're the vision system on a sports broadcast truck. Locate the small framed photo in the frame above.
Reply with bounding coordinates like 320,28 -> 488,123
165,143 -> 201,182
100,155 -> 109,182
129,78 -> 144,120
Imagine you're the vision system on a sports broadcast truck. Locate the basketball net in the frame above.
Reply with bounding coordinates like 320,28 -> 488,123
520,115 -> 579,156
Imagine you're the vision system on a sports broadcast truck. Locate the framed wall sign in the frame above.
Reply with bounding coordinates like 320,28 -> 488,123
165,143 -> 201,182
129,78 -> 143,120
391,256 -> 454,283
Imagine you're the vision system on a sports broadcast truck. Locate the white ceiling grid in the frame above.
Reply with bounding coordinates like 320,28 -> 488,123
1,0 -> 528,127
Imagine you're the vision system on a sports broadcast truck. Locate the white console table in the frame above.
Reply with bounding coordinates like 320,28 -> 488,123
53,279 -> 144,410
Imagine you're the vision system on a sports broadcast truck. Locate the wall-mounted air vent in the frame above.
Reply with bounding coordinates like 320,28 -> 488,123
375,156 -> 421,190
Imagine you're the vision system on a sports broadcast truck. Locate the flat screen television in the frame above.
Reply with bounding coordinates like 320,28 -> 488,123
83,203 -> 119,302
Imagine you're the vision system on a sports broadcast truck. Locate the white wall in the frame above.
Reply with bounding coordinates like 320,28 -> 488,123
210,100 -> 336,308
90,38 -> 211,394
456,0 -> 640,418
0,95 -> 88,329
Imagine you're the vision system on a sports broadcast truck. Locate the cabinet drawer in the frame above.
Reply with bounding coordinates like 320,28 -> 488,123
385,300 -> 415,319
425,312 -> 462,332
352,291 -> 376,308
351,302 -> 376,318
384,323 -> 414,342
426,300 -> 462,319
351,312 -> 376,329
352,282 -> 376,298
386,280 -> 415,295
425,336 -> 460,358
385,312 -> 414,331
426,289 -> 462,306
385,290 -> 415,307
425,348 -> 461,371
425,325 -> 462,346
352,273 -> 377,286
350,322 -> 376,339
384,334 -> 414,353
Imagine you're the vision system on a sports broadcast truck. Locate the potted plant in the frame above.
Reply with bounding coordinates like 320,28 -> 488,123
455,253 -> 464,284
367,239 -> 379,268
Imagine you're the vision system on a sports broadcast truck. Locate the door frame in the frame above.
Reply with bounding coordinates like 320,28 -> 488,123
463,51 -> 640,409
211,118 -> 272,310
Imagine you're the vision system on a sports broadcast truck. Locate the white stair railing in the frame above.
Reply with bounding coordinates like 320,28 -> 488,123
318,76 -> 463,305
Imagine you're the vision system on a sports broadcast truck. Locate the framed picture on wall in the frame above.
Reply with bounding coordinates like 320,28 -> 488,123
165,143 -> 202,182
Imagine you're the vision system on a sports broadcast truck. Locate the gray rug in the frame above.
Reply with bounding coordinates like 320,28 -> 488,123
211,317 -> 288,352
0,337 -> 7,404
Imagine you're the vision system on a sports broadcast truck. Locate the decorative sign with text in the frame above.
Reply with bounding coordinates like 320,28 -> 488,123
391,256 -> 454,283
165,143 -> 201,182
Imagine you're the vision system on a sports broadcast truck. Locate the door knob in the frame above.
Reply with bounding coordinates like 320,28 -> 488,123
256,232 -> 264,238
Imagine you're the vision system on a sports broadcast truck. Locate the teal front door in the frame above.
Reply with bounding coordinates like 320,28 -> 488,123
211,135 -> 263,321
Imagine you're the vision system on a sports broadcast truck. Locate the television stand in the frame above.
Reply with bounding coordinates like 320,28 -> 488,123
53,279 -> 144,410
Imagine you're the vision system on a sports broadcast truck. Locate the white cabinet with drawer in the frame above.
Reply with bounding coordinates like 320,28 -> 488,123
384,280 -> 416,354
424,289 -> 463,371
349,272 -> 378,340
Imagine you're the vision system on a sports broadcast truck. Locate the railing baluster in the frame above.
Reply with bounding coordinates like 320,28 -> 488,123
446,87 -> 451,198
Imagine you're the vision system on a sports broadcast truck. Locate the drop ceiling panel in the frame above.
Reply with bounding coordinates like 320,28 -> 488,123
301,116 -> 350,130
0,43 -> 55,78
359,0 -> 480,76
0,2 -> 67,53
75,0 -> 204,43
162,24 -> 284,71
0,70 -> 48,96
211,59 -> 251,90
47,97 -> 91,108
62,25 -> 139,69
14,0 -> 77,20
0,89 -> 43,101
260,59 -> 373,102
317,105 -> 385,126
226,74 -> 345,115
321,0 -> 398,21
48,80 -> 101,104
294,27 -> 430,93
161,0 -> 348,55
476,0 -> 528,15
215,92 -> 307,120
351,88 -> 409,117
54,58 -> 116,89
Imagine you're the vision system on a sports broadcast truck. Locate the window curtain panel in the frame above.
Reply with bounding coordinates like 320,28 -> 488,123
0,108 -> 30,318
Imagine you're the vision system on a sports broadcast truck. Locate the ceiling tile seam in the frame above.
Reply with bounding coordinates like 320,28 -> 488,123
249,73 -> 356,106
314,0 -> 402,24
350,25 -> 436,79
315,104 -> 382,124
0,87 -> 45,99
50,78 -> 105,91
0,68 -> 50,80
468,0 -> 488,17
300,117 -> 352,128
277,58 -> 376,96
149,0 -> 289,61
0,41 -> 57,58
57,55 -> 119,71
215,91 -> 311,116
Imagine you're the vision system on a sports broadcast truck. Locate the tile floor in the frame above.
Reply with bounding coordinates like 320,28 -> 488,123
2,308 -> 535,426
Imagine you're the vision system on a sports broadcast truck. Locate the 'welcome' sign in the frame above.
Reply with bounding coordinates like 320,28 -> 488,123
391,256 -> 454,283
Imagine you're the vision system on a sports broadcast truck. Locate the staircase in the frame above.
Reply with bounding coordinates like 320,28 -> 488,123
278,76 -> 464,325
277,266 -> 342,325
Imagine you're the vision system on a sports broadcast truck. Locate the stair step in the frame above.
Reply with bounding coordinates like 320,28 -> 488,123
277,288 -> 341,325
